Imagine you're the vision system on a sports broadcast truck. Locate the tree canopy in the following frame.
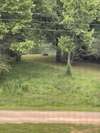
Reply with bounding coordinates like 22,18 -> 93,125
0,0 -> 100,60
0,0 -> 34,54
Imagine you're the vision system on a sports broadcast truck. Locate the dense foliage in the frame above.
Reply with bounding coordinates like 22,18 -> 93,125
0,0 -> 100,76
0,0 -> 34,56
31,0 -> 100,62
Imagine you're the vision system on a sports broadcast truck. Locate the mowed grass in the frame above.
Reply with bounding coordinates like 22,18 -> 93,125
0,124 -> 100,133
0,54 -> 100,111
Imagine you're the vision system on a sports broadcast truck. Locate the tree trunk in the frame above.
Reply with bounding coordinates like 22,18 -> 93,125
62,52 -> 67,63
66,52 -> 72,76
56,47 -> 62,62
16,52 -> 21,62
68,52 -> 71,65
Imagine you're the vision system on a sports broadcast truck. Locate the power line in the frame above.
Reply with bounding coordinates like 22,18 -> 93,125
0,18 -> 60,25
18,27 -> 100,34
22,27 -> 66,32
0,20 -> 99,33
0,18 -> 100,26
0,22 -> 99,33
0,11 -> 32,14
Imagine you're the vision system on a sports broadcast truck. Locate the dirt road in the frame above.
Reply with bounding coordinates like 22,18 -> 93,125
0,111 -> 100,125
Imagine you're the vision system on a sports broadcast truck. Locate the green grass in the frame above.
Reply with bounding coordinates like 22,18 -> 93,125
0,54 -> 100,111
0,124 -> 100,133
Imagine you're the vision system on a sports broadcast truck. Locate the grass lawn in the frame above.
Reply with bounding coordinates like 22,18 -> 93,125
0,124 -> 100,133
0,54 -> 100,111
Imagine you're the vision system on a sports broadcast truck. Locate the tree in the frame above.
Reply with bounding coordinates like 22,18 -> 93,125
11,40 -> 35,54
0,0 -> 34,59
58,36 -> 75,76
60,0 -> 99,57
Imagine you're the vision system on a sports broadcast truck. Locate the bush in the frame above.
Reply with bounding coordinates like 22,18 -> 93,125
0,56 -> 11,77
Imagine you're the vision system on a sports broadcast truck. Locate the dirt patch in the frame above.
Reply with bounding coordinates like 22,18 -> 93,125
71,128 -> 100,133
71,129 -> 83,133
